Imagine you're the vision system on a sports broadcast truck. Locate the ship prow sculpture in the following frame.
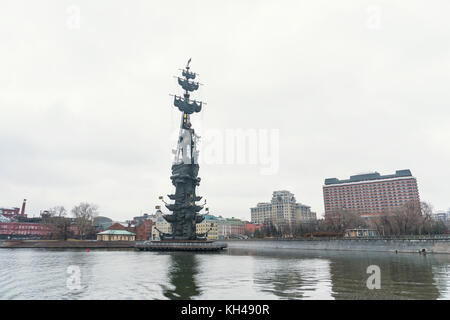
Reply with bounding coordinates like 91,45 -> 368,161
136,59 -> 227,252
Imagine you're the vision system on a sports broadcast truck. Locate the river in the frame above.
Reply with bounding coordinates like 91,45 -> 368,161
0,246 -> 449,299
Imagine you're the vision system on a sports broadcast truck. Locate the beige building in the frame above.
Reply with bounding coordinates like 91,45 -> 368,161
150,209 -> 219,241
151,209 -> 172,240
216,217 -> 246,239
296,203 -> 317,223
251,191 -> 317,228
196,215 -> 218,240
344,228 -> 379,238
97,230 -> 136,241
250,202 -> 272,225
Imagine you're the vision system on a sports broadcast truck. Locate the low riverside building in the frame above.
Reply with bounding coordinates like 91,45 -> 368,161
245,222 -> 264,236
147,209 -> 249,240
151,209 -> 219,240
344,228 -> 379,238
134,220 -> 152,241
127,214 -> 154,241
196,214 -> 218,240
151,209 -> 172,240
0,221 -> 51,239
105,220 -> 152,241
97,230 -> 136,241
217,217 -> 247,239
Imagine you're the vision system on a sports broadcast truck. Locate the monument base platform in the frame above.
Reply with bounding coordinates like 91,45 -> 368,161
135,240 -> 228,252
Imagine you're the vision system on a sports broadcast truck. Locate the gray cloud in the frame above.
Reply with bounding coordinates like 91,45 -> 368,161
1,0 -> 449,220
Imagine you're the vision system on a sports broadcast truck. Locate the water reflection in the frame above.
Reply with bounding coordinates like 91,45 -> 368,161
433,264 -> 450,300
162,253 -> 202,300
253,257 -> 333,299
225,248 -> 446,300
328,253 -> 440,299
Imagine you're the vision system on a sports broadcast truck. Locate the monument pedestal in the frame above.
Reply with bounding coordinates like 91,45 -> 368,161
135,240 -> 227,252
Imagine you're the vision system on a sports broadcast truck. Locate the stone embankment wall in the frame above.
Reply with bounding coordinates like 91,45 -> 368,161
224,239 -> 450,254
0,240 -> 135,249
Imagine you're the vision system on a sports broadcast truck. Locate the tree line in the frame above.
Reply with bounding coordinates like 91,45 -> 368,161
252,201 -> 448,238
41,202 -> 99,240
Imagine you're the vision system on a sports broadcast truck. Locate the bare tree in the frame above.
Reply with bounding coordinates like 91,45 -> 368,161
292,221 -> 317,238
261,221 -> 281,238
321,201 -> 446,237
376,201 -> 423,236
395,201 -> 423,235
71,203 -> 99,240
42,206 -> 72,240
420,201 -> 434,235
323,209 -> 367,233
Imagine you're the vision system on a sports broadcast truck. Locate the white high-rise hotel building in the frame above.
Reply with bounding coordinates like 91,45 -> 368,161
251,191 -> 316,227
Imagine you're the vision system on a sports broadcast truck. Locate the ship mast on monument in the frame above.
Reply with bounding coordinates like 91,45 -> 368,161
172,58 -> 203,166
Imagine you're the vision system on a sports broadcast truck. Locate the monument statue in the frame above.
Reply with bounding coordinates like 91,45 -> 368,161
161,59 -> 206,240
135,60 -> 226,251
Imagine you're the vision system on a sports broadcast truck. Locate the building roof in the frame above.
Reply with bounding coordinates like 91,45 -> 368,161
94,216 -> 113,223
0,215 -> 11,222
220,218 -> 246,225
202,214 -> 219,220
97,230 -> 135,235
324,170 -> 413,186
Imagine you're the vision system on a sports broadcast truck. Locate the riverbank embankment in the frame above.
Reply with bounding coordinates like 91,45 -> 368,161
0,240 -> 135,249
224,238 -> 450,254
4,238 -> 450,254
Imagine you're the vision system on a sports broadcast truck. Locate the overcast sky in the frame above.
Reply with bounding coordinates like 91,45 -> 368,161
1,0 -> 450,221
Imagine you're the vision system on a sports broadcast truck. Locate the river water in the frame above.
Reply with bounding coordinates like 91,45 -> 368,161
0,246 -> 450,300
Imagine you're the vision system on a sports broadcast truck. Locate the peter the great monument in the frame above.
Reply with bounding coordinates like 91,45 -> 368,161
137,59 -> 226,251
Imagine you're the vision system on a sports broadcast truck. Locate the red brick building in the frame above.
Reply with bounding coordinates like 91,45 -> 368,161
245,222 -> 264,235
108,222 -> 128,231
0,222 -> 51,238
0,199 -> 27,219
135,220 -> 152,241
323,170 -> 420,219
